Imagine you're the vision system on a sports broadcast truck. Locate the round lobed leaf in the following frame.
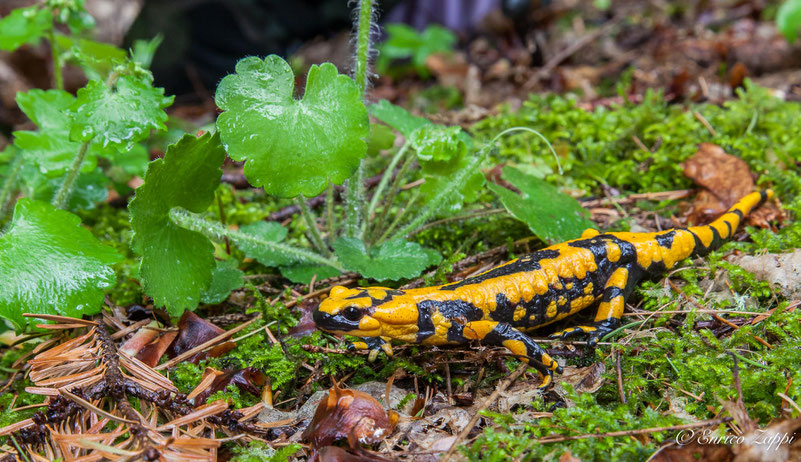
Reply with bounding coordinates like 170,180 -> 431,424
70,74 -> 173,149
215,55 -> 369,198
0,199 -> 120,332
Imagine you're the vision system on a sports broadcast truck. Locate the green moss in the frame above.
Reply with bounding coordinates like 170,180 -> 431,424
230,441 -> 301,461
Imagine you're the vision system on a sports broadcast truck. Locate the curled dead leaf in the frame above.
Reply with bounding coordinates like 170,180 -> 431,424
166,311 -> 235,364
119,321 -> 178,368
302,383 -> 398,458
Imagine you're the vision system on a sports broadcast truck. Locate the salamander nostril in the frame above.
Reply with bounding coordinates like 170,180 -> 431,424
343,306 -> 362,322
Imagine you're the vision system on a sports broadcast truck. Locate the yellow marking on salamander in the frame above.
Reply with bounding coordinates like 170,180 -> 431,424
421,309 -> 452,345
513,306 -> 527,322
584,283 -> 594,295
606,241 -> 621,262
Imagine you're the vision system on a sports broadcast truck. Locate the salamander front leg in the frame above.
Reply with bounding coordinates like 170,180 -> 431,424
348,336 -> 394,361
550,266 -> 632,347
463,321 -> 562,388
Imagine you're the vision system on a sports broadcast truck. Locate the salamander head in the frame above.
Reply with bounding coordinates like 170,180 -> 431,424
314,285 -> 419,341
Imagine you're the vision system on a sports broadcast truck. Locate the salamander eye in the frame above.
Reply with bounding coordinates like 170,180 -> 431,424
342,306 -> 363,322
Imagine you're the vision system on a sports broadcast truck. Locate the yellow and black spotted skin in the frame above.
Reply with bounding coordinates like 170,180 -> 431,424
313,191 -> 773,387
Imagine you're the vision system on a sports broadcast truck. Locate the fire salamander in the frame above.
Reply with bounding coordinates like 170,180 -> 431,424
313,190 -> 773,387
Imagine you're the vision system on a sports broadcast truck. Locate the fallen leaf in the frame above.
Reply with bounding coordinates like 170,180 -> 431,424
730,250 -> 801,299
165,311 -> 235,364
288,299 -> 319,337
119,321 -> 178,368
301,383 -> 398,452
681,143 -> 753,225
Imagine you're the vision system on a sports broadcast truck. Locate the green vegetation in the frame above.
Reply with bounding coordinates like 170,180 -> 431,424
0,0 -> 799,460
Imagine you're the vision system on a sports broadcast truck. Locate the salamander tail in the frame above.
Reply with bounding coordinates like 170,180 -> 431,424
687,189 -> 772,257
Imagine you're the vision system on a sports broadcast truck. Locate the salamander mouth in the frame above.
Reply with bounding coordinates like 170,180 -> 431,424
313,309 -> 361,333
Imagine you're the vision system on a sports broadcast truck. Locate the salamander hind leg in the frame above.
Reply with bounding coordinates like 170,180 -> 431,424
550,266 -> 633,347
463,320 -> 562,388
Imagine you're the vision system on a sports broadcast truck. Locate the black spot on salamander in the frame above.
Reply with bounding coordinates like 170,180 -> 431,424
416,299 -> 483,342
439,249 -> 561,291
729,209 -> 744,220
601,286 -> 624,302
655,230 -> 676,249
492,293 -> 518,323
724,220 -> 732,236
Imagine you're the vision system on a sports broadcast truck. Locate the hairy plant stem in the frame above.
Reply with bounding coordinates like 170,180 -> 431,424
353,0 -> 375,96
388,149 -> 489,242
297,195 -> 331,256
366,142 -> 410,221
48,16 -> 63,90
377,188 -> 420,244
407,207 -> 507,237
0,152 -> 24,221
52,140 -> 91,209
343,0 -> 376,240
326,183 -> 336,244
369,149 -> 416,243
169,207 -> 343,271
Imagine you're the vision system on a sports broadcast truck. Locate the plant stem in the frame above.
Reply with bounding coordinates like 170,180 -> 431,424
326,183 -> 336,245
169,207 -> 344,271
52,140 -> 91,209
297,195 -> 331,256
388,148 -> 489,242
343,0 -> 376,240
366,142 -> 410,221
407,207 -> 507,237
0,152 -> 24,221
369,149 -> 416,243
353,0 -> 375,98
48,15 -> 63,90
377,188 -> 420,244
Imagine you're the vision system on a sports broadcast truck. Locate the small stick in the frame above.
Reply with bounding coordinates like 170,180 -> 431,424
156,315 -> 261,370
440,363 -> 529,462
615,351 -> 626,404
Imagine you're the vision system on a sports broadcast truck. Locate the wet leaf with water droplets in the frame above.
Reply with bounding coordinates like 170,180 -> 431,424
0,199 -> 120,332
215,55 -> 368,198
129,133 -> 225,315
70,74 -> 173,149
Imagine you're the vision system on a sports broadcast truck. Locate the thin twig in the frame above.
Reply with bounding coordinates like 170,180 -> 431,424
441,363 -> 529,462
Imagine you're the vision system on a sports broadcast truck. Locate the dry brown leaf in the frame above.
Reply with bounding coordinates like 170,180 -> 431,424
165,311 -> 236,364
681,143 -> 754,225
302,383 -> 399,451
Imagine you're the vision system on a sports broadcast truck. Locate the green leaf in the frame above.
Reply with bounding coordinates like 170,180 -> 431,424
29,168 -> 108,211
368,100 -> 431,138
367,123 -> 396,156
333,237 -> 441,281
130,35 -> 163,68
411,125 -> 468,162
0,6 -> 50,51
777,0 -> 801,42
0,199 -> 120,332
201,259 -> 244,304
70,74 -> 174,149
280,264 -> 341,284
56,35 -> 127,78
488,166 -> 596,245
16,89 -> 74,129
129,133 -> 225,315
420,154 -> 485,213
234,221 -> 295,268
12,89 -> 101,176
215,55 -> 368,198
377,24 -> 456,76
